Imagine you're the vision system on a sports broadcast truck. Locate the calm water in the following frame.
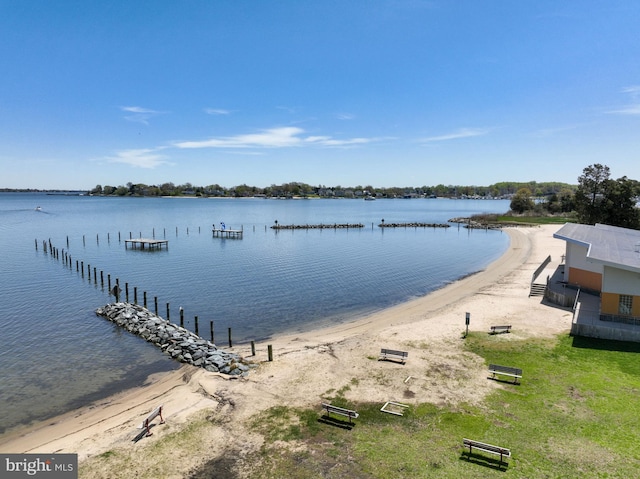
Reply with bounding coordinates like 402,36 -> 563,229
0,193 -> 510,433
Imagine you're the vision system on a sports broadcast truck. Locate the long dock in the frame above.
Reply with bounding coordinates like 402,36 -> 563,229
212,228 -> 243,239
124,238 -> 169,250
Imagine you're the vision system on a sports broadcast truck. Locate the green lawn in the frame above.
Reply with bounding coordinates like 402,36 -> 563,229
246,334 -> 640,478
496,215 -> 576,225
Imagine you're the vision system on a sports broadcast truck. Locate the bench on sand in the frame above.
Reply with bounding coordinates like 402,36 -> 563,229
378,348 -> 408,364
488,364 -> 522,384
490,325 -> 511,334
138,405 -> 165,437
463,438 -> 511,463
321,403 -> 359,423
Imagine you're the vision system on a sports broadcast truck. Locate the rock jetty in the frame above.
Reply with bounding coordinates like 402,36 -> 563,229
378,222 -> 450,228
448,217 -> 504,229
95,302 -> 252,376
271,223 -> 364,230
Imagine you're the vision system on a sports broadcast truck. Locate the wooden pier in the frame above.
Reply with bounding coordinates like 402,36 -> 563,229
212,228 -> 243,239
124,238 -> 169,250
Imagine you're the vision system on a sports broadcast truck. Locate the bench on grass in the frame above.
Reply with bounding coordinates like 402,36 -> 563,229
488,364 -> 522,384
379,348 -> 408,364
490,325 -> 512,334
463,438 -> 511,463
321,403 -> 359,423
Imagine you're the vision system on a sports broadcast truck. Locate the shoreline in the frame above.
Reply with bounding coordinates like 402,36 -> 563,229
0,225 -> 572,472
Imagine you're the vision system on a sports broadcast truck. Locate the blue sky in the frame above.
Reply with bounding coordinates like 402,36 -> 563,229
1,1 -> 639,190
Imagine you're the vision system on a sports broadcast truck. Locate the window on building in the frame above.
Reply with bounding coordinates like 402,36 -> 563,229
619,295 -> 633,315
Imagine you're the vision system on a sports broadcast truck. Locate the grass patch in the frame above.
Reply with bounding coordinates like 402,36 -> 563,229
496,215 -> 576,225
250,333 -> 640,478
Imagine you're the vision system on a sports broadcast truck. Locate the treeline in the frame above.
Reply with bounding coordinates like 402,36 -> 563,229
510,164 -> 640,229
88,181 -> 576,199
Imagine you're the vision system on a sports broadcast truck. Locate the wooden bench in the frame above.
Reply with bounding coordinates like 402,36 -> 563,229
463,438 -> 511,462
138,405 -> 165,437
379,348 -> 408,364
488,364 -> 522,384
321,403 -> 359,423
490,325 -> 511,334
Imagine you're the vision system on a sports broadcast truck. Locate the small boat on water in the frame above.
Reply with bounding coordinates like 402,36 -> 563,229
364,195 -> 376,201
35,206 -> 42,211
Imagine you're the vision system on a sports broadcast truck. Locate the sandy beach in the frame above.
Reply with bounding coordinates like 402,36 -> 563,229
0,224 -> 573,477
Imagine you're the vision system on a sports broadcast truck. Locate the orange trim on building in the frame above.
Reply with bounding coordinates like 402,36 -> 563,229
601,293 -> 618,316
601,292 -> 640,316
567,267 -> 602,292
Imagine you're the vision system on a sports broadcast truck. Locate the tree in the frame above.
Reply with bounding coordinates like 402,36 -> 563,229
600,176 -> 640,229
575,164 -> 610,224
510,188 -> 534,213
575,164 -> 640,228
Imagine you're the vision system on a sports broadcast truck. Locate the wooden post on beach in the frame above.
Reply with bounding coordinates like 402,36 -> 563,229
268,344 -> 273,361
180,307 -> 184,327
125,282 -> 129,302
101,270 -> 104,286
194,316 -> 199,335
87,264 -> 91,280
251,341 -> 255,356
166,302 -> 170,321
66,235 -> 69,248
35,238 -> 38,251
83,235 -> 85,246
154,296 -> 158,315
210,321 -> 214,343
134,287 -> 138,304
465,312 -> 470,338
144,291 -> 147,308
228,327 -> 232,348
115,279 -> 120,302
93,267 -> 97,283
81,261 -> 84,277
108,274 -> 111,290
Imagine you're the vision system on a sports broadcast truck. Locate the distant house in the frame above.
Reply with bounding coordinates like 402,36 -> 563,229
554,223 -> 640,340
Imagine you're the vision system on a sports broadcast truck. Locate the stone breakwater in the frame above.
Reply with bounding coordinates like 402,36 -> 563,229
95,302 -> 252,377
271,223 -> 364,230
378,222 -> 450,228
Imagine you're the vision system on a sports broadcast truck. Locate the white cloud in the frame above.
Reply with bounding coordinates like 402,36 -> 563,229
106,148 -> 169,168
608,86 -> 640,115
336,113 -> 355,120
119,106 -> 164,124
419,127 -> 490,143
174,126 -> 378,149
204,108 -> 231,115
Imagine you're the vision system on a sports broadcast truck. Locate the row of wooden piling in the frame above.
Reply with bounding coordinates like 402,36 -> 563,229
35,237 -> 274,362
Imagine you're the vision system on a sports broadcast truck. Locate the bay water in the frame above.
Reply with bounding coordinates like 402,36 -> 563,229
0,193 -> 510,434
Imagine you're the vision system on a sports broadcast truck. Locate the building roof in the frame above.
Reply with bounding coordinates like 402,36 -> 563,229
554,223 -> 640,273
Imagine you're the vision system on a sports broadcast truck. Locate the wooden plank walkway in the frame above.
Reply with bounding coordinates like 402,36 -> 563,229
124,238 -> 169,250
212,228 -> 243,239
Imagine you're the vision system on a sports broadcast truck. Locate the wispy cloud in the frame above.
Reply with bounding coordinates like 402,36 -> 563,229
174,126 -> 379,149
120,106 -> 164,124
530,123 -> 584,138
336,113 -> 355,120
608,86 -> 640,115
419,127 -> 490,143
106,148 -> 169,168
204,108 -> 231,115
